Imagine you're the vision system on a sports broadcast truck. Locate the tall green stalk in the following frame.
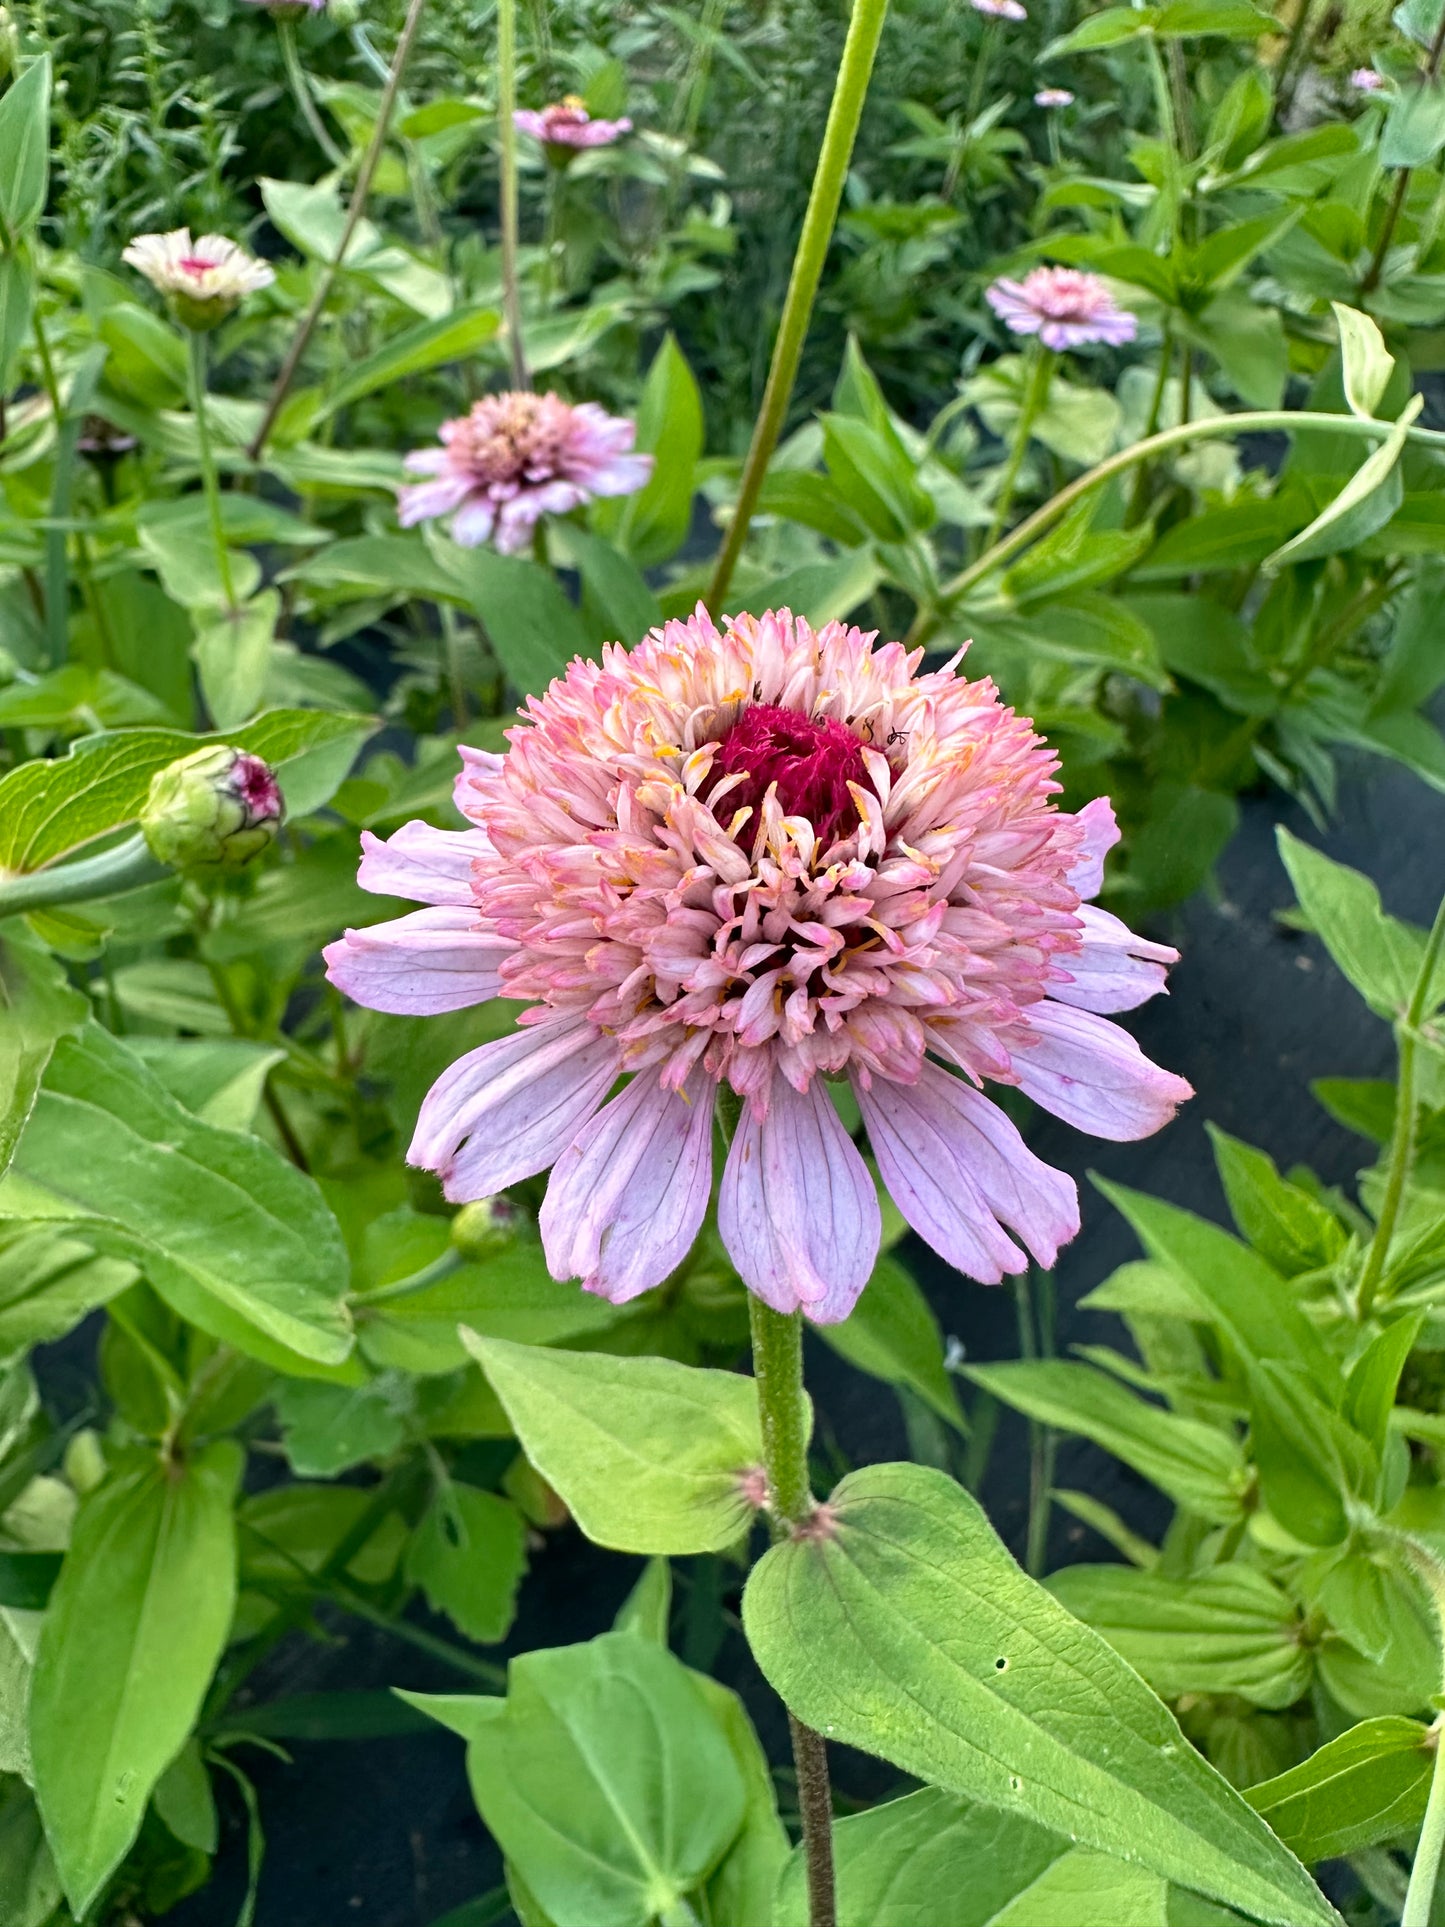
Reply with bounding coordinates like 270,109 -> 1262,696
278,15 -> 346,170
188,331 -> 237,611
985,344 -> 1052,546
497,0 -> 530,389
706,0 -> 891,612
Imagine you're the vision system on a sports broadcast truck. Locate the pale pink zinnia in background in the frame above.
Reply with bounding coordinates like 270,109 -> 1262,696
1350,67 -> 1385,91
326,608 -> 1190,1324
972,0 -> 1028,17
987,265 -> 1137,349
122,230 -> 275,326
397,391 -> 652,554
1035,87 -> 1075,107
514,96 -> 632,150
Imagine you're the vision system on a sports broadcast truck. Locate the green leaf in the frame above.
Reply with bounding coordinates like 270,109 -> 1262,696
1331,304 -> 1395,420
0,1549 -> 62,1610
548,524 -> 662,648
776,1788 -> 1172,1927
1246,1363 -> 1361,1547
1154,0 -> 1276,33
822,414 -> 935,541
287,531 -> 465,605
0,709 -> 373,873
461,1632 -> 747,1927
459,1334 -> 765,1554
0,254 -> 33,394
1047,1565 -> 1311,1709
964,1360 -> 1246,1521
29,1441 -> 239,1916
0,1778 -> 62,1927
274,1375 -> 407,1475
609,333 -> 703,568
1264,395 -> 1423,572
734,549 -> 884,629
1206,1126 -> 1346,1275
1344,1315 -> 1423,1457
127,1037 -> 285,1133
152,1739 -> 217,1855
1043,8 -> 1157,57
1127,595 -> 1275,716
0,59 -> 52,239
1245,1718 -> 1433,1862
1276,826 -> 1426,1019
449,546 -> 593,694
820,1255 -> 966,1432
0,1224 -> 134,1359
1382,80 -> 1445,167
192,590 -> 280,731
404,1484 -> 527,1644
693,1673 -> 790,1927
742,1462 -> 1337,1927
0,1025 -> 352,1371
320,307 -> 501,419
0,927 -> 88,1181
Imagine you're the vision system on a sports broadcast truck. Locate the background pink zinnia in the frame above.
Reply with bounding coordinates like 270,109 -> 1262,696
326,608 -> 1189,1325
397,390 -> 653,554
987,265 -> 1137,349
514,97 -> 632,149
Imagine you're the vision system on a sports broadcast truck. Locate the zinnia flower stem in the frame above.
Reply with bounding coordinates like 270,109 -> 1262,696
1354,888 -> 1445,1320
746,1293 -> 837,1927
705,0 -> 891,613
985,344 -> 1052,547
497,0 -> 531,390
0,831 -> 169,918
278,15 -> 347,170
188,331 -> 238,611
248,0 -> 430,462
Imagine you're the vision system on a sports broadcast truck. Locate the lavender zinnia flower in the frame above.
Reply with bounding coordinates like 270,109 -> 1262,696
1034,87 -> 1075,107
397,391 -> 653,555
986,266 -> 1137,350
325,608 -> 1190,1323
514,96 -> 632,151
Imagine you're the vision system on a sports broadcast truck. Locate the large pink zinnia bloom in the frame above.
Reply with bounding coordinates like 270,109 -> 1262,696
325,609 -> 1189,1323
397,391 -> 652,555
986,266 -> 1137,351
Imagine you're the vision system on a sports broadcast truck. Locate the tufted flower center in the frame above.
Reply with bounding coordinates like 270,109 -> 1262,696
709,702 -> 871,850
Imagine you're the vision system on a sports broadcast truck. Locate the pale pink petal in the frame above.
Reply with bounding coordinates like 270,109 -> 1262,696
355,821 -> 492,904
1049,903 -> 1176,1014
409,1013 -> 620,1199
539,1067 -> 715,1303
450,496 -> 498,547
718,1078 -> 880,1323
1012,1003 -> 1192,1141
1067,796 -> 1119,900
856,1065 -> 1077,1280
397,475 -> 473,525
323,907 -> 514,1015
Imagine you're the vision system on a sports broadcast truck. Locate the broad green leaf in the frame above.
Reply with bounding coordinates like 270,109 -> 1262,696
0,709 -> 373,873
0,254 -> 33,394
1134,495 -> 1308,580
1264,395 -> 1423,572
1246,1363 -> 1363,1547
460,1334 -> 765,1554
1097,1179 -> 1339,1388
735,549 -> 883,629
1047,1565 -> 1311,1709
1154,0 -> 1276,33
1276,827 -> 1427,1019
610,333 -> 703,568
320,306 -> 500,419
0,1225 -> 134,1359
821,1255 -> 966,1432
1344,1315 -> 1423,1457
404,1484 -> 527,1643
965,1359 -> 1247,1521
449,546 -> 593,694
549,523 -> 662,648
462,1632 -> 746,1927
286,532 -> 465,606
192,589 -> 280,731
274,1375 -> 407,1475
776,1788 -> 1170,1927
1127,595 -> 1275,717
693,1673 -> 789,1927
127,1037 -> 285,1132
0,1025 -> 352,1370
152,1739 -> 217,1855
822,413 -> 935,541
0,59 -> 51,239
743,1463 -> 1337,1927
1043,8 -> 1157,57
1206,1127 -> 1346,1275
1382,80 -> 1445,168
29,1441 -> 239,1915
0,927 -> 88,1180
1244,1718 -> 1432,1861
0,1778 -> 62,1927
1331,305 -> 1394,420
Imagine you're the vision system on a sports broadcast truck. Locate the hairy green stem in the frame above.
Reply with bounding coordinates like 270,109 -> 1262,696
248,0 -> 430,460
0,830 -> 168,919
1355,890 -> 1445,1320
906,405 -> 1445,646
497,0 -> 530,389
278,15 -> 347,169
986,345 -> 1052,546
705,0 -> 890,612
189,332 -> 237,610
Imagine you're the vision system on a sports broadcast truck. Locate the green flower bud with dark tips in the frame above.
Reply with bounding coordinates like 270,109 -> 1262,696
450,1196 -> 519,1261
141,746 -> 284,873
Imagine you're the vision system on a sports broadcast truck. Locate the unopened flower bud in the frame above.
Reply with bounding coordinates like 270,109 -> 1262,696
141,746 -> 283,872
450,1196 -> 519,1260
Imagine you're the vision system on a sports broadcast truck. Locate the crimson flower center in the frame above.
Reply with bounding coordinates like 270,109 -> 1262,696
233,753 -> 281,818
708,702 -> 871,849
178,256 -> 220,276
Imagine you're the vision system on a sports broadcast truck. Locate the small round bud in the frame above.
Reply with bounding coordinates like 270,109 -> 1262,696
450,1196 -> 519,1261
141,746 -> 283,873
65,1428 -> 107,1495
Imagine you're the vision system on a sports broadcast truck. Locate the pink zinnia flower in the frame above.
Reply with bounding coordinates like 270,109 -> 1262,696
1035,87 -> 1075,107
325,609 -> 1190,1324
1350,67 -> 1385,91
972,0 -> 1028,19
397,391 -> 652,555
986,266 -> 1137,350
513,96 -> 632,150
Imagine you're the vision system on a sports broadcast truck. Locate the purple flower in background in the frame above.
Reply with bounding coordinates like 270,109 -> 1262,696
397,390 -> 652,554
971,0 -> 1028,16
1350,67 -> 1385,91
987,266 -> 1137,350
514,96 -> 632,151
1034,87 -> 1075,107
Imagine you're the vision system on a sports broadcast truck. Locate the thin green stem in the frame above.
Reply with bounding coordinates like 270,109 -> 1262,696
1362,4 -> 1445,296
0,830 -> 168,919
1355,890 -> 1445,1320
278,15 -> 347,169
706,0 -> 890,613
188,331 -> 237,611
248,0 -> 430,460
962,17 -> 998,140
986,345 -> 1052,547
1125,323 -> 1174,525
497,0 -> 530,390
1404,1724 -> 1445,1927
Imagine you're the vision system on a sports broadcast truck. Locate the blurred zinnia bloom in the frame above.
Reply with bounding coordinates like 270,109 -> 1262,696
972,0 -> 1028,18
122,229 -> 275,329
987,265 -> 1137,350
1350,67 -> 1385,91
397,391 -> 652,554
1034,87 -> 1074,107
514,96 -> 632,151
326,609 -> 1189,1323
